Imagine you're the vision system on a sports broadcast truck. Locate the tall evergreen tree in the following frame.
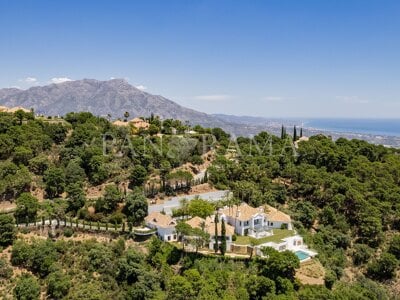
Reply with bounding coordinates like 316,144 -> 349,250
214,214 -> 219,253
281,125 -> 285,139
293,126 -> 297,141
300,127 -> 303,138
220,218 -> 227,255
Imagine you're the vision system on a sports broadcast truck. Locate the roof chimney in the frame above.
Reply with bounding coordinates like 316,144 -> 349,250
236,209 -> 241,218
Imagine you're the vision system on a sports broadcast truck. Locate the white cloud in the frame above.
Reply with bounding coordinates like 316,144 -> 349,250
50,77 -> 73,84
135,85 -> 147,91
19,77 -> 38,85
24,77 -> 37,83
263,96 -> 284,102
194,94 -> 231,101
336,96 -> 369,104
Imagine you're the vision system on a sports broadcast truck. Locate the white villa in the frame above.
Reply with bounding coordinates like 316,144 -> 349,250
145,212 -> 178,242
185,216 -> 235,251
219,202 -> 292,237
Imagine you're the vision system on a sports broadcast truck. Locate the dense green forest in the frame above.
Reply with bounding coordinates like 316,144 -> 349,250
1,110 -> 400,299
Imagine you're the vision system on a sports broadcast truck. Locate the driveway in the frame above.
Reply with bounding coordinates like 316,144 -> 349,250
148,190 -> 230,215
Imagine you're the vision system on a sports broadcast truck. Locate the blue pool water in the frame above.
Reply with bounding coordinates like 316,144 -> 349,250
295,250 -> 310,261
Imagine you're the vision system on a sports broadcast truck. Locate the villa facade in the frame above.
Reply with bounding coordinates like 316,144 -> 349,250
219,202 -> 292,237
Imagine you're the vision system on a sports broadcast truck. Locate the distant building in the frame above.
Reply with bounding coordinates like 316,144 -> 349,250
0,106 -> 31,113
112,117 -> 150,130
145,212 -> 178,242
129,117 -> 150,130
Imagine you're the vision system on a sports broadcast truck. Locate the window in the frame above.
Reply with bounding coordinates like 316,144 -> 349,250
167,236 -> 171,241
174,235 -> 177,240
270,222 -> 273,226
240,221 -> 242,226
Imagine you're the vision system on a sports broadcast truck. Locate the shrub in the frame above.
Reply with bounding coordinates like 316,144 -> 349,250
14,274 -> 40,300
63,228 -> 74,237
0,257 -> 12,279
108,212 -> 125,225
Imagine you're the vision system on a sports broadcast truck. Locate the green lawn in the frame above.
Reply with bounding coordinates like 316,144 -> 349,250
234,229 -> 296,246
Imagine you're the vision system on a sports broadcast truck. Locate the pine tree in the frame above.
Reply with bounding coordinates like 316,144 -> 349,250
220,218 -> 227,255
281,125 -> 285,139
293,126 -> 297,141
214,214 -> 219,253
300,127 -> 303,138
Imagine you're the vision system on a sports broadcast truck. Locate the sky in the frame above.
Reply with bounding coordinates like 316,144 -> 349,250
0,0 -> 400,118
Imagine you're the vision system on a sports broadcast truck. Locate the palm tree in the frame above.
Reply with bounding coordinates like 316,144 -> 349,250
123,111 -> 130,122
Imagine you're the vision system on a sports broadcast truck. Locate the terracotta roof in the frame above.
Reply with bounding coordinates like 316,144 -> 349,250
8,106 -> 31,113
145,212 -> 177,228
220,202 -> 291,223
129,118 -> 150,129
264,205 -> 291,223
185,216 -> 205,228
0,106 -> 31,113
220,202 -> 264,221
185,216 -> 235,236
112,120 -> 129,127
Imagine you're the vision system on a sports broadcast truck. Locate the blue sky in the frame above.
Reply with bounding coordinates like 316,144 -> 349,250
0,0 -> 399,118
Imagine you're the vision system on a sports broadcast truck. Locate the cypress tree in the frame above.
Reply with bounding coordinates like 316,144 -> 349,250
281,125 -> 285,139
220,218 -> 227,256
293,126 -> 297,141
300,127 -> 303,138
214,214 -> 219,253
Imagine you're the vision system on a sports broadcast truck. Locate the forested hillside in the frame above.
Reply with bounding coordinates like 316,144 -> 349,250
209,131 -> 400,298
1,110 -> 400,299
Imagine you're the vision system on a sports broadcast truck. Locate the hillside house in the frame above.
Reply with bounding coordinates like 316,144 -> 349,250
145,212 -> 178,242
219,202 -> 292,237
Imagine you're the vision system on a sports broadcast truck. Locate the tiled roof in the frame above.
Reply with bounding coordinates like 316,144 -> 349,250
264,205 -> 291,223
129,118 -> 150,129
185,216 -> 235,236
145,212 -> 176,228
220,202 -> 264,221
220,202 -> 291,223
112,120 -> 129,126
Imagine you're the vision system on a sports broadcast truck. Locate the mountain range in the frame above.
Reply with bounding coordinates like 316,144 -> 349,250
0,79 -> 222,124
1,79 -> 400,147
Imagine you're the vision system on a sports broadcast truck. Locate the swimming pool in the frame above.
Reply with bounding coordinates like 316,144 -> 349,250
295,250 -> 310,261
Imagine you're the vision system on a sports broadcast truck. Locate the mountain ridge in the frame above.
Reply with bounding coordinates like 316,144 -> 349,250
0,78 -> 227,128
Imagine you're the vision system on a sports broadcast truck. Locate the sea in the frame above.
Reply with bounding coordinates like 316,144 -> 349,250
303,119 -> 400,137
